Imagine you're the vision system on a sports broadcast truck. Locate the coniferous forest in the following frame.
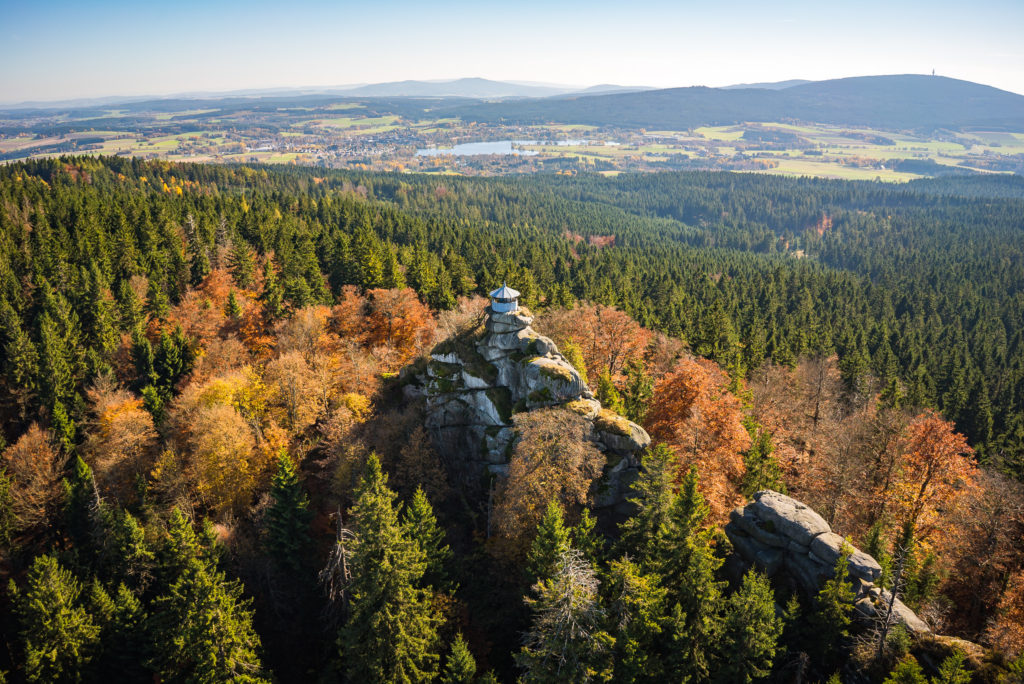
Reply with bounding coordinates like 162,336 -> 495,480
1,156 -> 1023,682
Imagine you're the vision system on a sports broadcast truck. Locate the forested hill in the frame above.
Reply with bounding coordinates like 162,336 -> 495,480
449,74 -> 1024,130
2,156 -> 1024,682
0,158 -> 1022,477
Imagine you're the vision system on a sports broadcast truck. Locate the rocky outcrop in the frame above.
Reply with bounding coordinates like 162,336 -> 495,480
726,490 -> 930,635
414,306 -> 650,509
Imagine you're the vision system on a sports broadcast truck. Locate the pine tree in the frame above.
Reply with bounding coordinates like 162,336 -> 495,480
264,451 -> 312,572
402,486 -> 451,589
260,258 -> 284,318
657,467 -> 725,682
561,340 -> 589,387
148,559 -> 267,682
101,509 -> 155,592
340,454 -> 441,682
526,499 -> 571,584
228,241 -> 257,289
13,554 -> 100,682
0,467 -> 14,550
382,246 -> 407,289
352,224 -> 384,289
63,455 -> 103,558
441,633 -> 477,684
715,570 -> 782,683
38,312 -> 76,410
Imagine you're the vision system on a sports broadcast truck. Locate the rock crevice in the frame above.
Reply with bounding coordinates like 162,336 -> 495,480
416,306 -> 650,508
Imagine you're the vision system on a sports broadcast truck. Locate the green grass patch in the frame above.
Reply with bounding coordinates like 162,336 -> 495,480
594,408 -> 632,437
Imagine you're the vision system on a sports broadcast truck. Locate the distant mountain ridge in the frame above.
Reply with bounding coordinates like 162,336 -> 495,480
449,75 -> 1024,131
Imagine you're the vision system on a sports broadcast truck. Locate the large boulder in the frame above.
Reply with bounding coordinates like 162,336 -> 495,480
725,490 -> 932,636
749,490 -> 831,546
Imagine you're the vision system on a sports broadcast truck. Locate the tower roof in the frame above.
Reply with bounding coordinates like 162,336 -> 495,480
489,282 -> 520,300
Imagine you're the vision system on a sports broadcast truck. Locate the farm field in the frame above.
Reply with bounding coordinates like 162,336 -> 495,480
2,96 -> 1021,178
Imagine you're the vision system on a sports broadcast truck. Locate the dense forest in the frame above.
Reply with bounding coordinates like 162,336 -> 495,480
0,156 -> 1022,682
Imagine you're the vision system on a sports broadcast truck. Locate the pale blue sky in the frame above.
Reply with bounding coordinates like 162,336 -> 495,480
2,0 -> 1023,103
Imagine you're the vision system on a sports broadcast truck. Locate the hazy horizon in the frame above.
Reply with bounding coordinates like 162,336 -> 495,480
3,0 -> 1023,104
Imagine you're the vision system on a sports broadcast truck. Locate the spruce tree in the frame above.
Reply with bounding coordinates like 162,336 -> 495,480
517,549 -> 614,683
526,499 -> 571,584
740,420 -> 786,497
441,633 -> 477,684
260,258 -> 284,318
596,370 -> 624,414
148,559 -> 268,682
812,543 -> 857,666
883,655 -> 927,684
618,443 -> 676,565
621,360 -> 654,424
13,554 -> 100,683
85,580 -> 149,681
402,486 -> 451,589
340,454 -> 441,682
605,557 -> 667,683
571,508 -> 603,565
715,570 -> 782,684
264,451 -> 312,573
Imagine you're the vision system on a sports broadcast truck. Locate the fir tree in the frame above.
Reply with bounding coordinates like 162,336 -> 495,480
932,650 -> 971,684
264,451 -> 312,573
260,258 -> 284,318
13,554 -> 100,683
441,633 -> 477,684
526,499 -> 571,584
340,454 -> 441,682
715,570 -> 783,684
571,508 -> 603,565
402,486 -> 451,589
382,246 -> 407,289
63,455 -> 103,559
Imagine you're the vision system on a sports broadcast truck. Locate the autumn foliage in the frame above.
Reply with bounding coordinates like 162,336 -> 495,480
644,356 -> 751,518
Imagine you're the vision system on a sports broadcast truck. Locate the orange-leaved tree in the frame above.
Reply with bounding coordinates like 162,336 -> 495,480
887,410 -> 977,541
537,303 -> 651,382
645,356 -> 751,518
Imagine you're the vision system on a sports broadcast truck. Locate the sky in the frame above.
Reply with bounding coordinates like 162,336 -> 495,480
2,0 -> 1024,104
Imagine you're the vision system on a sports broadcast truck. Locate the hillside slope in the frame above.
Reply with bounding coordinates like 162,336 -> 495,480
450,74 -> 1024,130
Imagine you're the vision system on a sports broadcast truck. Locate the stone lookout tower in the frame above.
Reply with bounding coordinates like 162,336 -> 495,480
489,282 -> 520,313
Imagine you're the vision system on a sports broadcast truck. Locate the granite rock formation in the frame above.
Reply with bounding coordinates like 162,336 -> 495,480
726,490 -> 931,634
414,306 -> 650,508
